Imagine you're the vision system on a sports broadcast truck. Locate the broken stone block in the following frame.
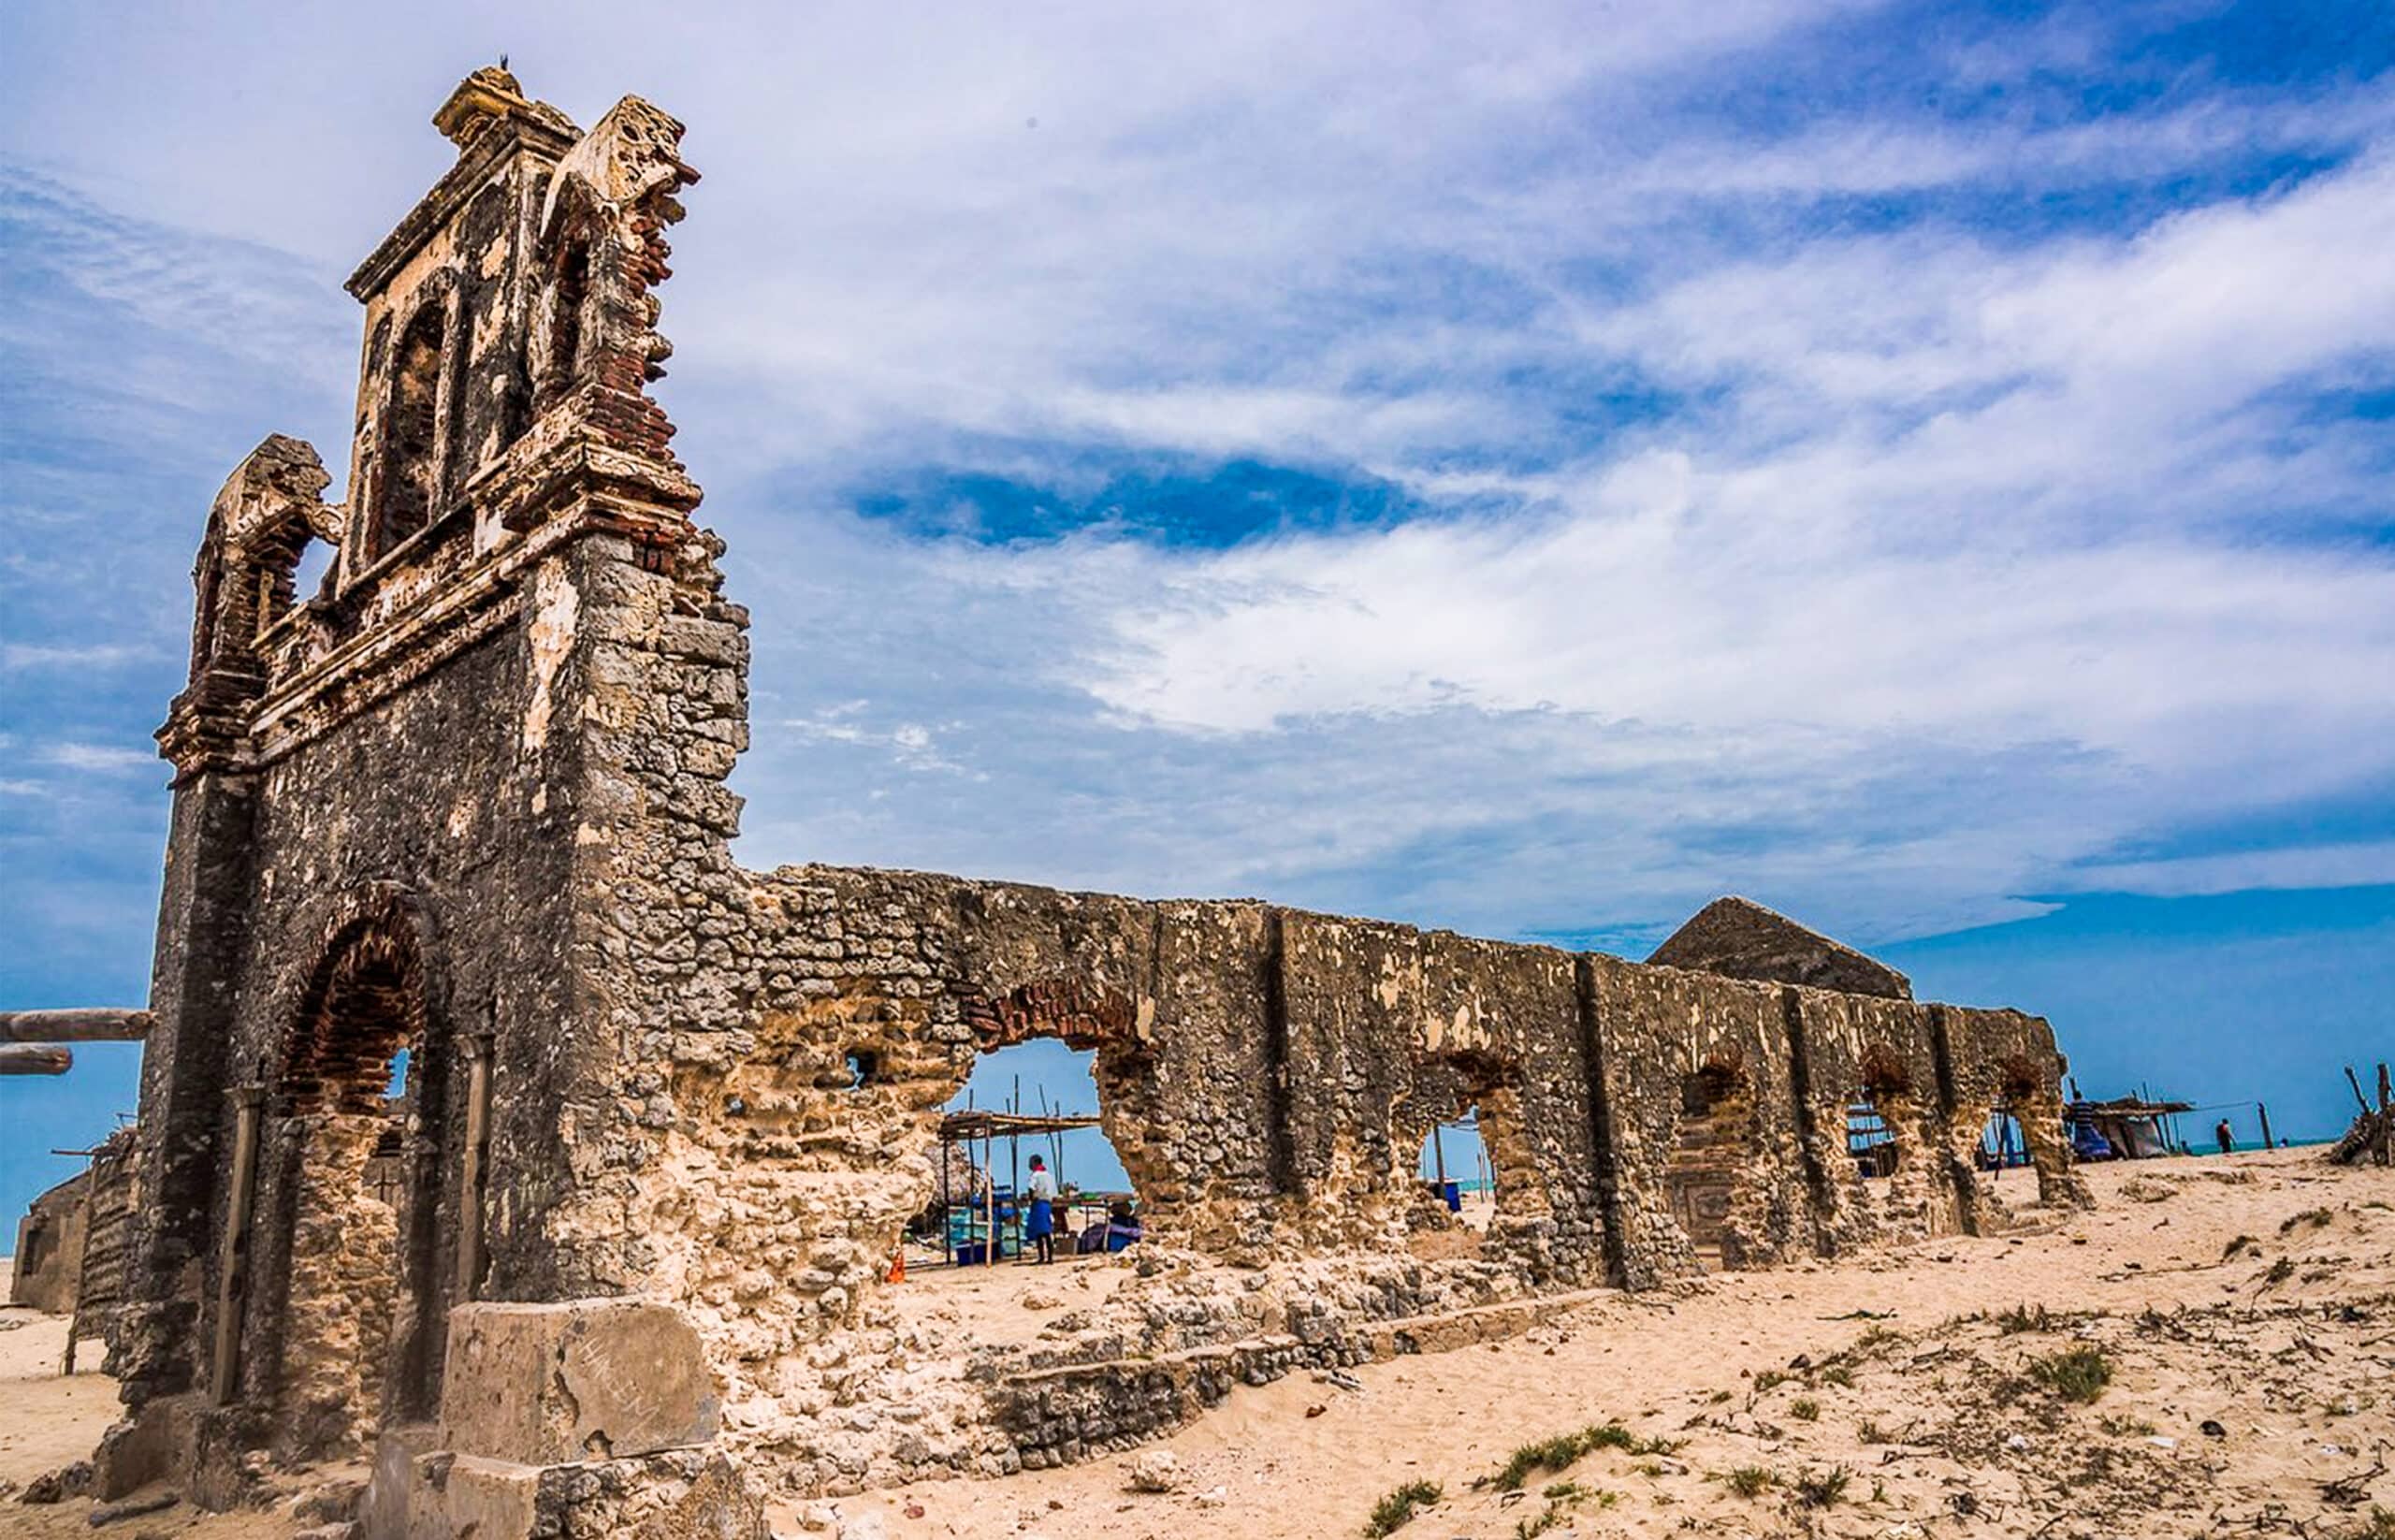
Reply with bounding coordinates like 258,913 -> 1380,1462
440,1300 -> 718,1466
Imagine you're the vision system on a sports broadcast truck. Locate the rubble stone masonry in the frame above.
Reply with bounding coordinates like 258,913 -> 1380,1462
89,68 -> 2089,1539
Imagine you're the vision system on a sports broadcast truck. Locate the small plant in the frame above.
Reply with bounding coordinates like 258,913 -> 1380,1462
2280,1206 -> 2333,1234
1793,1466 -> 1851,1508
2265,1256 -> 2296,1285
1542,1481 -> 1583,1501
2223,1233 -> 2258,1258
1853,1323 -> 1903,1354
1513,1509 -> 1558,1540
1819,1365 -> 1855,1388
1790,1397 -> 1820,1421
1995,1302 -> 2053,1334
2029,1344 -> 2113,1404
1856,1417 -> 1891,1446
2097,1412 -> 2156,1436
1752,1370 -> 1789,1393
1707,1388 -> 1733,1403
1363,1479 -> 1442,1537
1713,1465 -> 1777,1499
1492,1422 -> 1674,1490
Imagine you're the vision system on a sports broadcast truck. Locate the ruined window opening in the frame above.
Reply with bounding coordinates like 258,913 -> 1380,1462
1415,1109 -> 1496,1236
293,536 -> 337,606
1848,1048 -> 1914,1183
371,303 -> 449,561
540,237 -> 592,407
929,1039 -> 1137,1272
1848,1099 -> 1897,1176
1980,1109 -> 2028,1170
1405,1054 -> 1540,1264
1667,1057 -> 1751,1269
248,522 -> 322,643
190,545 -> 224,680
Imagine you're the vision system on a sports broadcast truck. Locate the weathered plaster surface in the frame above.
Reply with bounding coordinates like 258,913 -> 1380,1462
92,67 -> 2087,1538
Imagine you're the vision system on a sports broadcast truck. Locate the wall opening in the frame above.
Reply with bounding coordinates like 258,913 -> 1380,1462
371,303 -> 449,560
266,922 -> 443,1462
1415,1112 -> 1493,1231
539,237 -> 592,409
923,1038 -> 1138,1273
1845,1048 -> 1917,1200
1667,1056 -> 1750,1268
1402,1052 -> 1541,1264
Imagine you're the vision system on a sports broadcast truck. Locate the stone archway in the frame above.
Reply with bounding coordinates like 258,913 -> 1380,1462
262,893 -> 451,1461
1667,1055 -> 1751,1267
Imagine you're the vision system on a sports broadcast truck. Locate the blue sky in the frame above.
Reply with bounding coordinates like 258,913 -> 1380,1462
4,1 -> 2392,1235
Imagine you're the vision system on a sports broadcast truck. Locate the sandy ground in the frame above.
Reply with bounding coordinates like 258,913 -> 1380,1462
7,1154 -> 2392,1538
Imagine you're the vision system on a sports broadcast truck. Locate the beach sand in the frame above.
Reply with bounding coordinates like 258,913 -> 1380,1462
7,1151 -> 2391,1538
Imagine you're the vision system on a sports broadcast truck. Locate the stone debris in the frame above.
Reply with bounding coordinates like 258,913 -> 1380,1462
1125,1449 -> 1185,1492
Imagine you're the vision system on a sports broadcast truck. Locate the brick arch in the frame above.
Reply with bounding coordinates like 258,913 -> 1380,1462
960,977 -> 1138,1053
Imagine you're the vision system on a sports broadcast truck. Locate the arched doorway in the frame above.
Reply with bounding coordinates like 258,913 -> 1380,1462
1668,1056 -> 1750,1268
261,908 -> 453,1461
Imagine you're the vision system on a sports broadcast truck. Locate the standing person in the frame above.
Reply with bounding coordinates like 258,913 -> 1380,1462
1024,1154 -> 1057,1264
2214,1117 -> 2235,1156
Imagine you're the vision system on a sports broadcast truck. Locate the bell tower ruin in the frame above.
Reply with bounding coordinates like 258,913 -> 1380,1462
114,66 -> 752,1529
86,65 -> 2085,1540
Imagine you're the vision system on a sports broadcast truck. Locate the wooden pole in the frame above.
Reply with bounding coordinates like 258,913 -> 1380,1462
210,1086 -> 264,1404
0,1044 -> 72,1075
984,1131 -> 997,1265
2377,1064 -> 2392,1167
2257,1101 -> 2274,1153
456,1035 -> 494,1300
1431,1125 -> 1448,1187
0,1008 -> 151,1042
2347,1066 -> 2373,1114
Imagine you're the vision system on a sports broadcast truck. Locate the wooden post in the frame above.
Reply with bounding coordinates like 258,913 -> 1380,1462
210,1085 -> 265,1404
1431,1125 -> 1448,1187
455,1035 -> 494,1299
1,1008 -> 152,1042
2257,1101 -> 2274,1153
0,1044 -> 72,1075
2377,1064 -> 2392,1167
2347,1066 -> 2373,1113
984,1130 -> 997,1266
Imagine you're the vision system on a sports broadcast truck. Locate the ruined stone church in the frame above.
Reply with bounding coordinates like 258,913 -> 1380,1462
75,68 -> 2083,1537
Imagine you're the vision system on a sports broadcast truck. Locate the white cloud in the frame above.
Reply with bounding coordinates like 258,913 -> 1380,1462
42,742 -> 159,773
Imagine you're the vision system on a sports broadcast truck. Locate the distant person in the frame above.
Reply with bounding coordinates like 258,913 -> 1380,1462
2214,1118 -> 2235,1156
1024,1155 -> 1057,1264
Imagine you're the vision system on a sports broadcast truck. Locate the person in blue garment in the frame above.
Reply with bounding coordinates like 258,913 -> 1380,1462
1024,1154 -> 1057,1264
